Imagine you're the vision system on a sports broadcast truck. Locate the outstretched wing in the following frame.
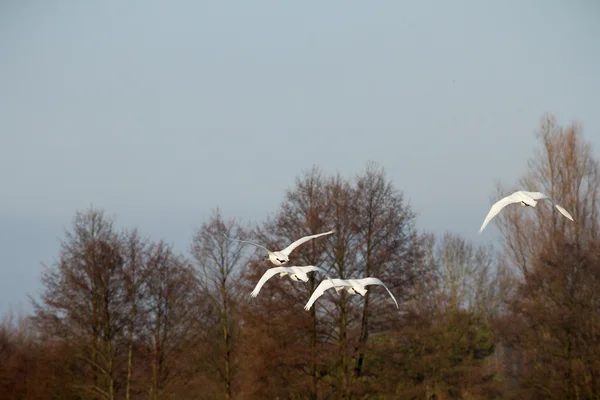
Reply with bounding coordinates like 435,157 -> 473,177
359,277 -> 399,308
224,235 -> 272,254
304,278 -> 346,311
280,230 -> 335,256
479,193 -> 521,233
554,204 -> 574,221
520,191 -> 548,200
288,265 -> 327,275
250,267 -> 289,298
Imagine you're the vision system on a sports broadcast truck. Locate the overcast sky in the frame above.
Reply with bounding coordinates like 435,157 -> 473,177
1,0 -> 599,316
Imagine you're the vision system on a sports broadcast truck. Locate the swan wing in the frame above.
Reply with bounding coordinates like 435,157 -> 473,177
304,278 -> 346,311
288,265 -> 328,275
554,204 -> 574,221
280,230 -> 335,256
520,191 -> 548,200
359,277 -> 399,308
479,193 -> 521,233
250,267 -> 288,298
224,235 -> 272,254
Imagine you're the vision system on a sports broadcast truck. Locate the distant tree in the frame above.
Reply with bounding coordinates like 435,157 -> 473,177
121,228 -> 148,400
429,232 -> 504,318
372,232 -> 503,399
493,114 -> 600,275
0,312 -> 40,399
32,208 -> 126,400
490,115 -> 600,398
191,208 -> 248,400
239,168 -> 334,399
275,167 -> 332,398
321,172 -> 359,397
497,240 -> 600,399
352,162 -> 422,381
142,240 -> 199,400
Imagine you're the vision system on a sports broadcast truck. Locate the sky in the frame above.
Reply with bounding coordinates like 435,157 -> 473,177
1,0 -> 599,316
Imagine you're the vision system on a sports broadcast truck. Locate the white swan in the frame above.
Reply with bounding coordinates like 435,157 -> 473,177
479,190 -> 574,233
250,265 -> 331,298
225,230 -> 335,266
304,277 -> 398,310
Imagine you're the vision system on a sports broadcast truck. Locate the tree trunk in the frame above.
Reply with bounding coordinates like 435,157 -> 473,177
125,304 -> 135,400
355,291 -> 370,378
340,292 -> 351,399
150,338 -> 158,400
310,303 -> 318,400
107,340 -> 114,400
221,280 -> 232,400
355,243 -> 372,378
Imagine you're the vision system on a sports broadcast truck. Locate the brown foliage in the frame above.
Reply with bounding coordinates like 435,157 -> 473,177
373,232 -> 505,399
497,241 -> 600,399
28,208 -> 206,399
8,116 -> 600,399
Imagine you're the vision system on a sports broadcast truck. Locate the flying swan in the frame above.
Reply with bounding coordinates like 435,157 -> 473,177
225,230 -> 335,266
304,277 -> 399,311
479,190 -> 574,233
250,265 -> 331,298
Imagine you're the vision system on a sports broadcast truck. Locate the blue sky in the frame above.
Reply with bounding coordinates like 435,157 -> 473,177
1,0 -> 599,315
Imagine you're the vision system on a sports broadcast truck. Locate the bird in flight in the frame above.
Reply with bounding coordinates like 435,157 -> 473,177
225,230 -> 335,266
304,277 -> 398,311
250,265 -> 331,298
479,190 -> 574,233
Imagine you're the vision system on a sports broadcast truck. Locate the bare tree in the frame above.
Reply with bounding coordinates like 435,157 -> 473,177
374,232 -> 503,399
322,172 -> 359,397
143,240 -> 198,400
191,207 -> 247,400
121,228 -> 148,400
493,114 -> 600,275
429,232 -> 502,318
352,162 -> 422,379
489,114 -> 600,397
274,167 -> 334,399
32,208 -> 126,400
239,168 -> 352,399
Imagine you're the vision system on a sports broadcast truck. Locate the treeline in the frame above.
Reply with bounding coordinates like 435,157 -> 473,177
1,114 -> 599,399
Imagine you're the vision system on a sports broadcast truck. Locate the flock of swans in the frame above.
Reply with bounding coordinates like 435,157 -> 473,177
226,190 -> 574,311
